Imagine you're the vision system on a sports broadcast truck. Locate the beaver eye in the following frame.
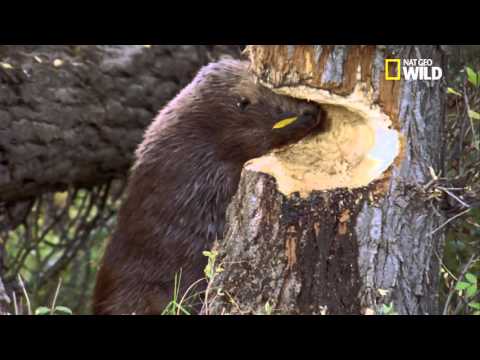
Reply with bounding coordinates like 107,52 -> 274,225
237,97 -> 250,111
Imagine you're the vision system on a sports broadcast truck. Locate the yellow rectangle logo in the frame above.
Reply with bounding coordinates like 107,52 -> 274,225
385,59 -> 401,80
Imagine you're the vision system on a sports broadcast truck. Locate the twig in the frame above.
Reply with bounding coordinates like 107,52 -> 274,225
463,87 -> 479,150
177,277 -> 207,315
50,278 -> 62,315
12,291 -> 18,315
429,208 -> 471,236
442,254 -> 477,315
437,186 -> 471,208
17,274 -> 32,315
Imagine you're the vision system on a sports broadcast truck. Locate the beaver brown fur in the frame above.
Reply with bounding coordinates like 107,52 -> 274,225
92,59 -> 324,315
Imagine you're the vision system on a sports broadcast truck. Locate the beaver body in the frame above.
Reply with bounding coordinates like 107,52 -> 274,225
93,59 -> 323,314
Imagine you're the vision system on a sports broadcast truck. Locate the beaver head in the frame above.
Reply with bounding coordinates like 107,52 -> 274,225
137,59 -> 323,166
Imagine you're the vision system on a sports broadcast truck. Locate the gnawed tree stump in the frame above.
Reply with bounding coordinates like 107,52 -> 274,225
208,45 -> 447,315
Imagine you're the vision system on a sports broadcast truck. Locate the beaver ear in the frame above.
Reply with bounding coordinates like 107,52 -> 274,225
236,97 -> 251,111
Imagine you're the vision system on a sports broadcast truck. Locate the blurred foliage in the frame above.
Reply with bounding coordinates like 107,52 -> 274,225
440,46 -> 480,315
0,181 -> 125,314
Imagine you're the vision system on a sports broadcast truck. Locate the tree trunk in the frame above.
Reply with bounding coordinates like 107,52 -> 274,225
208,45 -> 447,315
0,45 -> 239,203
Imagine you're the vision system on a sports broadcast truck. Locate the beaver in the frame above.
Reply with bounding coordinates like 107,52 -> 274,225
92,59 -> 324,315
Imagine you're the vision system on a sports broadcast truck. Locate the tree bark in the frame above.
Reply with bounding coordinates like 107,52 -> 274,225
208,45 -> 447,315
0,45 -> 239,203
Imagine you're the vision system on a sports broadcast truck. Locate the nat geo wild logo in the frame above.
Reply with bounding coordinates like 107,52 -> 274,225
385,58 -> 443,81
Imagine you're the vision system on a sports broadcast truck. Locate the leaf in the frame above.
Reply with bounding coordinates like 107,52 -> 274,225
204,264 -> 212,277
455,281 -> 470,290
202,250 -> 217,259
447,87 -> 462,96
382,302 -> 396,315
468,110 -> 480,120
0,62 -> 13,69
53,59 -> 64,68
468,302 -> 480,310
264,301 -> 272,315
35,307 -> 51,315
273,116 -> 298,129
465,273 -> 477,284
466,66 -> 479,87
466,284 -> 477,298
54,306 -> 73,315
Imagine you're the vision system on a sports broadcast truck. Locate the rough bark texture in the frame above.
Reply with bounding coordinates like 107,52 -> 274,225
209,45 -> 447,315
0,45 -> 240,203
